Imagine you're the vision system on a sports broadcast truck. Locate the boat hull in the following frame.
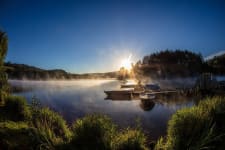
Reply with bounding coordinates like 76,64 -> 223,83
104,90 -> 133,100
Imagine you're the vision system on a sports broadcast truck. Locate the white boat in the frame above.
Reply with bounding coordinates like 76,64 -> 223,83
121,82 -> 138,88
139,93 -> 156,100
121,80 -> 139,88
104,89 -> 133,100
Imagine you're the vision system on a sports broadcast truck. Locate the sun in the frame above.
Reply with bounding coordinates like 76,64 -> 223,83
120,54 -> 132,71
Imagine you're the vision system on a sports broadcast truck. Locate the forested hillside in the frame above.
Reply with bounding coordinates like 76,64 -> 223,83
4,62 -> 118,80
133,50 -> 204,78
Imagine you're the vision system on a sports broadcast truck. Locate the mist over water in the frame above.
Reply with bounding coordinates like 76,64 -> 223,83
141,77 -> 197,89
9,79 -> 197,140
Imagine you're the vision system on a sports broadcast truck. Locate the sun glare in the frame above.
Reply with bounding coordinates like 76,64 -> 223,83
121,54 -> 132,71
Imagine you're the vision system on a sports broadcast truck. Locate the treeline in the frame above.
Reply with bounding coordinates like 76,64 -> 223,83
4,62 -> 118,80
4,50 -> 225,80
133,50 -> 225,79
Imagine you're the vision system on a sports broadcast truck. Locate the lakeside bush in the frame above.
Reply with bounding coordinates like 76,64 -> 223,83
31,107 -> 72,145
112,128 -> 148,150
155,96 -> 225,150
69,114 -> 117,150
3,95 -> 31,121
0,94 -> 149,149
0,121 -> 53,149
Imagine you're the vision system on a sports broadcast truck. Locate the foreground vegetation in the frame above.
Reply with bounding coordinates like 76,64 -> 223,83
155,96 -> 225,150
0,95 -> 148,149
1,95 -> 225,149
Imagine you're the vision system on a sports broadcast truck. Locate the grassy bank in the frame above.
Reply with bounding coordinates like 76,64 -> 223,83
1,95 -> 225,149
155,96 -> 225,150
0,95 -> 148,149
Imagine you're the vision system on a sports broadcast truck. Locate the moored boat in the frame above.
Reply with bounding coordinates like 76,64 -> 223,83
104,89 -> 133,100
121,80 -> 139,88
139,93 -> 156,100
121,83 -> 137,88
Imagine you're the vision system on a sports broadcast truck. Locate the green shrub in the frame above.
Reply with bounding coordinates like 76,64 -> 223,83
0,83 -> 9,105
32,107 -> 71,145
3,95 -> 31,121
161,96 -> 225,150
0,121 -> 53,149
70,114 -> 117,150
154,137 -> 166,150
112,128 -> 148,150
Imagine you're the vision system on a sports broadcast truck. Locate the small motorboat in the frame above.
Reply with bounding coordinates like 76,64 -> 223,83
139,93 -> 156,100
120,80 -> 128,84
104,89 -> 133,100
104,89 -> 133,95
121,80 -> 139,88
121,83 -> 137,88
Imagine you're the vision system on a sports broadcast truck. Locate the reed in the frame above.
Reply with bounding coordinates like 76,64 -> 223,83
31,107 -> 72,145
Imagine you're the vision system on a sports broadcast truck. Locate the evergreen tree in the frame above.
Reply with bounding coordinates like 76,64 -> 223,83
0,30 -> 9,103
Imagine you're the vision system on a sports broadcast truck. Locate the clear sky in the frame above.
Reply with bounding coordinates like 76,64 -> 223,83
1,0 -> 225,73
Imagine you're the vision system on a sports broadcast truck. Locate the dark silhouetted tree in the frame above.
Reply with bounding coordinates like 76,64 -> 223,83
134,50 -> 204,78
0,30 -> 9,103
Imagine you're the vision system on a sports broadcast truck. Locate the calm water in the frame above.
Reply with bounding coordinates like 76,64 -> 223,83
9,79 -> 196,140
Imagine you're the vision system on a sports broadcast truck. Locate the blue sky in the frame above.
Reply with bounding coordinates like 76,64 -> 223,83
1,0 -> 225,73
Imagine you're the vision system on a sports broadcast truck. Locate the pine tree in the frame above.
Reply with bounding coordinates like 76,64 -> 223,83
0,30 -> 9,104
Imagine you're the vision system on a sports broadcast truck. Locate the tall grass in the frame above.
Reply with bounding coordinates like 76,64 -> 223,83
2,95 -> 224,149
155,96 -> 225,150
31,107 -> 72,145
2,95 -> 31,121
68,114 -> 149,150
0,97 -> 149,149
112,128 -> 148,150
69,114 -> 117,150
0,121 -> 53,149
0,95 -> 149,149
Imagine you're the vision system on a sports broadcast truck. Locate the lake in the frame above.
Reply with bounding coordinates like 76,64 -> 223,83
9,79 -> 197,140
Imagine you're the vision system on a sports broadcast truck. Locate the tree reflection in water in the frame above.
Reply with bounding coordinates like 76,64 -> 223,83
139,100 -> 155,111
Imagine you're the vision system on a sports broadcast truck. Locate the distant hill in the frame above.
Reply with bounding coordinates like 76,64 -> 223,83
5,50 -> 225,80
4,62 -> 118,80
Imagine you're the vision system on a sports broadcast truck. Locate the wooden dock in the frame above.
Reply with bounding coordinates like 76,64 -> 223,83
105,89 -> 179,100
145,90 -> 178,95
